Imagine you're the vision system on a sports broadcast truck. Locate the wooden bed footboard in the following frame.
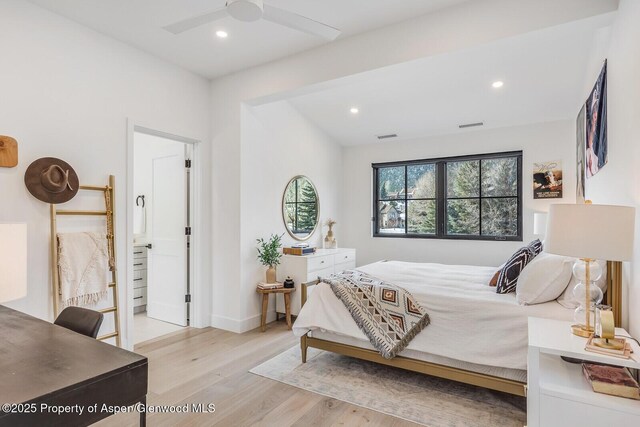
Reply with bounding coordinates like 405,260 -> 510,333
300,333 -> 526,396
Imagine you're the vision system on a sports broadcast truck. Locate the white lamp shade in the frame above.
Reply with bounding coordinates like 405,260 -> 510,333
545,204 -> 635,261
0,223 -> 28,303
533,212 -> 548,236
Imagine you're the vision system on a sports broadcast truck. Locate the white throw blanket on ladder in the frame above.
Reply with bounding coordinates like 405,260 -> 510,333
58,232 -> 109,308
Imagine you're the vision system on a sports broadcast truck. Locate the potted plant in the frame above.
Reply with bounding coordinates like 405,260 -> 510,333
256,233 -> 283,284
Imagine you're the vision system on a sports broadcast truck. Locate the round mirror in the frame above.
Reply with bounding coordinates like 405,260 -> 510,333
282,176 -> 319,241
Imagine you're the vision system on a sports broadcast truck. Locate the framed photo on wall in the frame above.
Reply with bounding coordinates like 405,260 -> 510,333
585,61 -> 608,179
533,160 -> 563,199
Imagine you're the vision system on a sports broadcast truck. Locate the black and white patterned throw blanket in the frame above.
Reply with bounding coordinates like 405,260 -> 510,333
324,270 -> 430,359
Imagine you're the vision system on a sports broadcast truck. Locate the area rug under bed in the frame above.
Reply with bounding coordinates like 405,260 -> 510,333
250,346 -> 525,427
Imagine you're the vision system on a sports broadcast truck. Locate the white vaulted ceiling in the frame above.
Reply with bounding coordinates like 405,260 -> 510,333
286,14 -> 614,145
27,0 -> 470,78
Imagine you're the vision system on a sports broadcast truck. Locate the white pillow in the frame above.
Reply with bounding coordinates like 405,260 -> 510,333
516,252 -> 573,305
556,260 -> 607,308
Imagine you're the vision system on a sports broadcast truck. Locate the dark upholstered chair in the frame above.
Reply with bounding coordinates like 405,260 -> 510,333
54,307 -> 104,338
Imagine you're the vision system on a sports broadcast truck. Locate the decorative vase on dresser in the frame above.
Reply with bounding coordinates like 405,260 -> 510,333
276,248 -> 356,317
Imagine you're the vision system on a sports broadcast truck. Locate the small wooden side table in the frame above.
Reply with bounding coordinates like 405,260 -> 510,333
256,285 -> 295,332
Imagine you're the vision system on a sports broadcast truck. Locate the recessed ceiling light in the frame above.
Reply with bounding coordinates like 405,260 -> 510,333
350,107 -> 359,114
216,30 -> 228,39
492,81 -> 504,88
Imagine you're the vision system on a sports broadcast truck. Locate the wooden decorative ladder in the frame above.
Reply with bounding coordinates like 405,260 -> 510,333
50,175 -> 121,347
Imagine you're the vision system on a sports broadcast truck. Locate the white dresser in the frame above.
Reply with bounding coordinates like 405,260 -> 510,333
276,248 -> 356,316
527,317 -> 640,427
133,244 -> 149,313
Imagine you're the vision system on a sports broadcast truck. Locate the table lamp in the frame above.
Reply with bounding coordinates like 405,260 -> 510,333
0,224 -> 28,303
545,203 -> 635,337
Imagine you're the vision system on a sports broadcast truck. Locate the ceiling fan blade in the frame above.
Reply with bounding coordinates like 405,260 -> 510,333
163,8 -> 230,35
262,4 -> 341,41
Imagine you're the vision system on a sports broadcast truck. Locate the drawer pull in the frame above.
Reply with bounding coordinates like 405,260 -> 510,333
344,256 -> 348,259
321,261 -> 325,264
134,251 -> 143,255
134,278 -> 143,282
134,296 -> 143,300
134,263 -> 143,266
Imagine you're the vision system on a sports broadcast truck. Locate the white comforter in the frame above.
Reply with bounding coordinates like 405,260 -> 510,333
293,261 -> 574,370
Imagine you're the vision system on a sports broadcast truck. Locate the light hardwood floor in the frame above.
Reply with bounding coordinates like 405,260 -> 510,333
96,320 -> 420,427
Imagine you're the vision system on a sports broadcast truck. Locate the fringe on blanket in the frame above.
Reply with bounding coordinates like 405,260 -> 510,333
62,291 -> 109,309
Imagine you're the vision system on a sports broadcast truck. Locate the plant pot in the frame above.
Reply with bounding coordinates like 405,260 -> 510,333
266,266 -> 277,284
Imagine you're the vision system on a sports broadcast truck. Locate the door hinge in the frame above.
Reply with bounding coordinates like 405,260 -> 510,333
185,294 -> 191,303
185,159 -> 192,168
185,226 -> 192,236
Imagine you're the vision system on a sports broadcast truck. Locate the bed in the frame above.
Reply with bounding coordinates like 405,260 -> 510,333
293,260 -> 623,396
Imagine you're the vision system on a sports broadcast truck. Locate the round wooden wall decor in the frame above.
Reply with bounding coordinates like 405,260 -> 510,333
0,135 -> 18,168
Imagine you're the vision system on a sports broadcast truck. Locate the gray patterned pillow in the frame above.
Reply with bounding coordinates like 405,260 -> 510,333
528,239 -> 543,256
496,247 -> 535,294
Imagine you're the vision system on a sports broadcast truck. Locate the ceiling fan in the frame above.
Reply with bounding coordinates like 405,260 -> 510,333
163,0 -> 341,41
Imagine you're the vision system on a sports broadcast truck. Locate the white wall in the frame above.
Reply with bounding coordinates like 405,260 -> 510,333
341,121 -> 576,267
210,0 -> 615,332
0,0 -> 211,347
583,0 -> 640,335
210,100 -> 342,332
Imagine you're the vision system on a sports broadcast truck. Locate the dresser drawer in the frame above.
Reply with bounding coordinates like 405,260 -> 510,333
133,258 -> 147,271
334,261 -> 356,274
133,270 -> 147,289
307,255 -> 333,273
133,247 -> 147,259
307,266 -> 334,282
334,251 -> 356,265
277,248 -> 356,316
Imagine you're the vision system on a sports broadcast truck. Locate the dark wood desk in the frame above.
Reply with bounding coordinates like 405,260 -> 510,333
0,306 -> 148,427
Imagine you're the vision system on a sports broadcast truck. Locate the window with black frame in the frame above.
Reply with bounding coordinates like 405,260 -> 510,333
373,151 -> 522,241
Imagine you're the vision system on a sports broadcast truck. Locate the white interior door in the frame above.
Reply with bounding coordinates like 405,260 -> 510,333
147,142 -> 188,326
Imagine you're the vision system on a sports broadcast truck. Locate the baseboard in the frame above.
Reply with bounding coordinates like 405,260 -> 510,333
210,310 -> 278,334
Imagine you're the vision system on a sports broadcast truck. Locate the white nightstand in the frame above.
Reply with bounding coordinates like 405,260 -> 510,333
527,317 -> 640,427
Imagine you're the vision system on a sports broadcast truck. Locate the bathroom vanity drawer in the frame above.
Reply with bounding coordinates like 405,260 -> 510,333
133,287 -> 147,307
133,270 -> 147,289
133,247 -> 147,259
132,258 -> 147,271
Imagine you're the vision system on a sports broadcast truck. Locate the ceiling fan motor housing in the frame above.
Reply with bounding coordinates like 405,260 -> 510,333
227,0 -> 264,22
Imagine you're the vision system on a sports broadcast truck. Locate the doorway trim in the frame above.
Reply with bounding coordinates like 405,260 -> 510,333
125,119 -> 202,350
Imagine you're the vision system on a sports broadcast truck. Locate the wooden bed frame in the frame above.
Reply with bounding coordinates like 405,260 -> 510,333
299,261 -> 623,397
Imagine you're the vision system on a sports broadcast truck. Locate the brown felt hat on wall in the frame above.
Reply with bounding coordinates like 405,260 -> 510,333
24,157 -> 79,204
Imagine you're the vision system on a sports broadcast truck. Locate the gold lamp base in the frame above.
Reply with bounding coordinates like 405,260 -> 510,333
571,324 -> 594,338
592,337 -> 625,350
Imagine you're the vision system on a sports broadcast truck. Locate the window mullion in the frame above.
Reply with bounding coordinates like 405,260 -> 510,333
437,161 -> 446,238
404,165 -> 408,235
373,167 -> 378,235
479,160 -> 483,236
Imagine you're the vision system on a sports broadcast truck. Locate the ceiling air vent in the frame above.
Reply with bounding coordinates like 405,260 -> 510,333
377,133 -> 398,140
459,122 -> 484,129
